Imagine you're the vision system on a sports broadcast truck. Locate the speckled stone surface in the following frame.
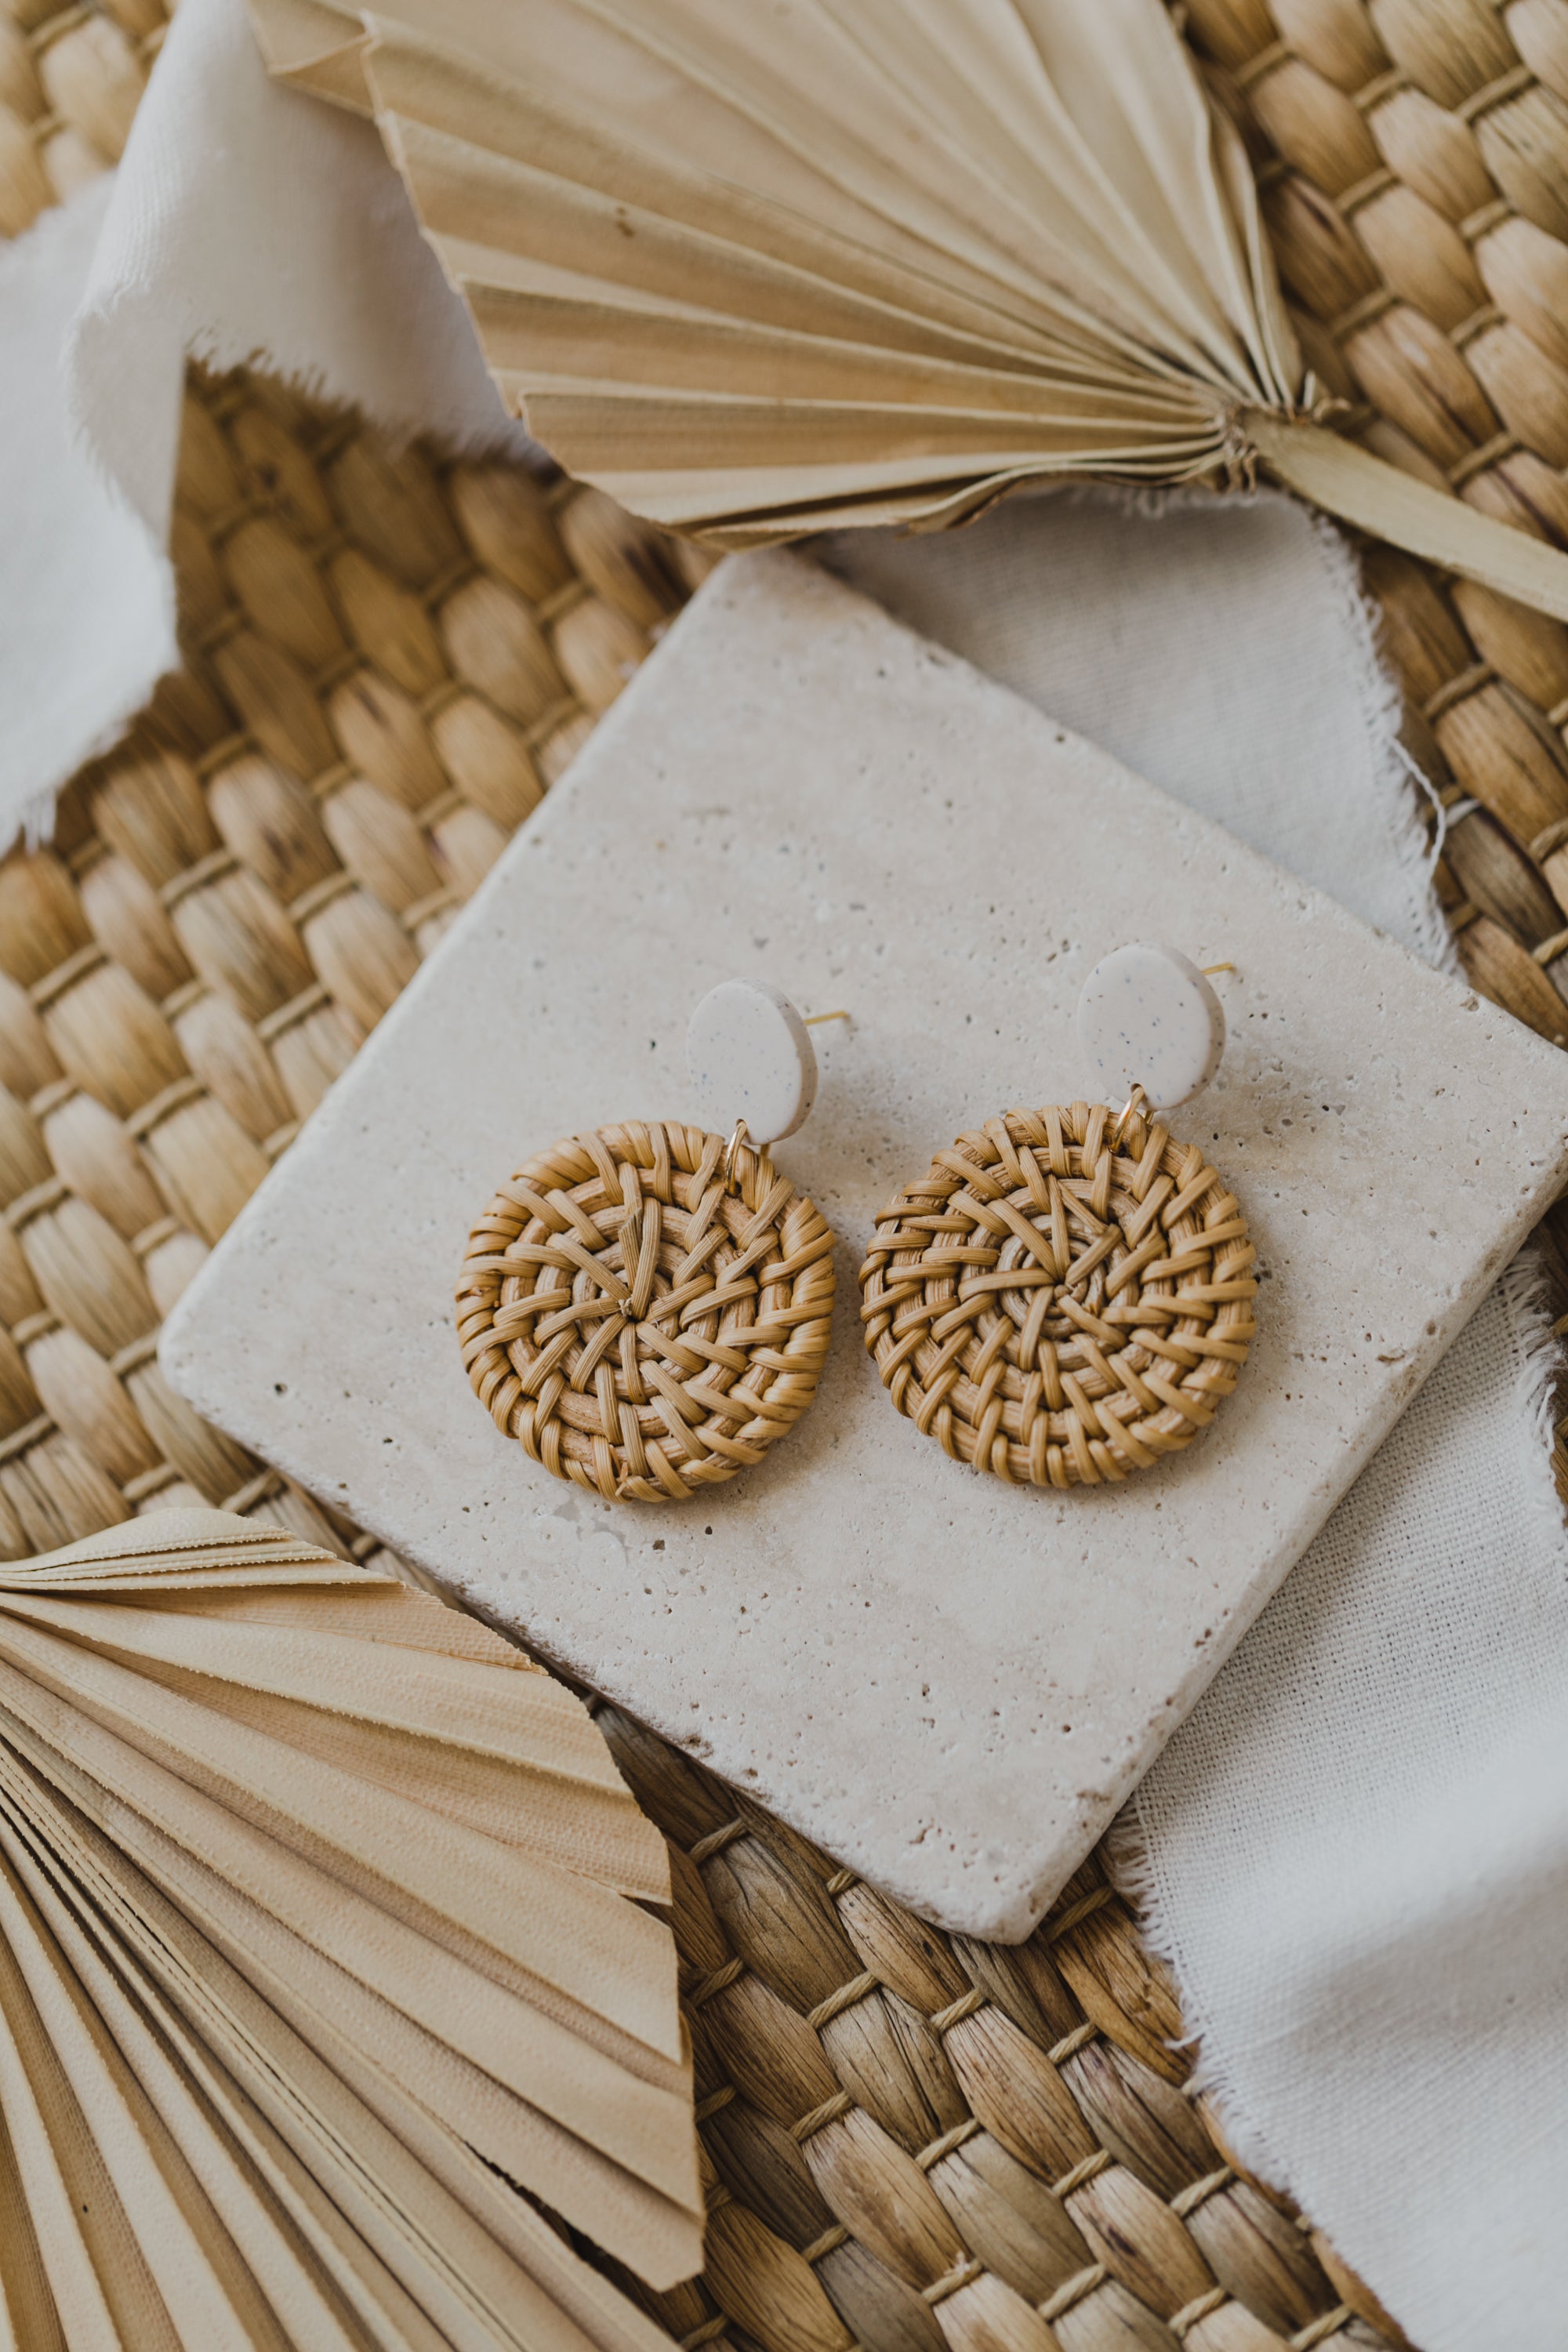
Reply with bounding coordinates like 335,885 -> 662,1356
162,551 -> 1568,1940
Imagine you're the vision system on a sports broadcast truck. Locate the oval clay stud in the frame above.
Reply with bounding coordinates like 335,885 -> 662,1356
1076,942 -> 1225,1112
687,978 -> 817,1145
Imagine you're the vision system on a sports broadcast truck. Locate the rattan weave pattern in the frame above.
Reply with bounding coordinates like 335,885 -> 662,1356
459,1123 -> 837,1502
861,1105 -> 1258,1487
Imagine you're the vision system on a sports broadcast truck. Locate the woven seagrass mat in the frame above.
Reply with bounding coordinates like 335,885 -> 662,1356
9,2 -> 1568,2344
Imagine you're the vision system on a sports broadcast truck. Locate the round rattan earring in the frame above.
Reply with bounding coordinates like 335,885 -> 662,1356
858,945 -> 1257,1488
456,980 -> 837,1504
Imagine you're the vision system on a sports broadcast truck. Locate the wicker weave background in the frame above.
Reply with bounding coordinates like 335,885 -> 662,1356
9,2 -> 1568,2344
0,0 -> 156,230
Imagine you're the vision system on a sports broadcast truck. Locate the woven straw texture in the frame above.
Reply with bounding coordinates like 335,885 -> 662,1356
0,0 -> 159,233
1189,0 -> 1568,1051
12,2 -> 1568,2343
861,1103 -> 1258,1488
0,372 -> 1410,2352
459,1123 -> 836,1504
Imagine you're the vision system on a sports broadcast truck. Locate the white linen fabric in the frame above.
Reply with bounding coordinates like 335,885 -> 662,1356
0,176 -> 174,843
2,0 -> 1564,2333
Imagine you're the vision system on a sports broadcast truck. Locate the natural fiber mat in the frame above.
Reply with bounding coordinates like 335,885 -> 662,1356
1187,0 -> 1568,1072
0,365 -> 1409,2352
0,0 -> 159,233
9,0 -> 1568,2344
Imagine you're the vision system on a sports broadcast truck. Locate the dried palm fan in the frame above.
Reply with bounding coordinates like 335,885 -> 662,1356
0,1507 -> 701,2350
247,0 -> 1568,619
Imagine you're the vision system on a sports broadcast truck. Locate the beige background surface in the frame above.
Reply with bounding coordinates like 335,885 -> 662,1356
164,551 -> 1568,1938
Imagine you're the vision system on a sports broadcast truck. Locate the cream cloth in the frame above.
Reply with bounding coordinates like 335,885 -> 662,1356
4,0 -> 1565,2336
0,176 -> 173,840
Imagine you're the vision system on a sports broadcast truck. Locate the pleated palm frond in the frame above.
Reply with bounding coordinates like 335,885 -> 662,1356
0,1507 -> 701,2351
251,0 -> 1568,618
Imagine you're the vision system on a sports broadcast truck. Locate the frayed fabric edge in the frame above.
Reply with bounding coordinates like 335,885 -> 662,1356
1301,505 -> 1454,975
0,176 -> 180,845
33,275 -> 533,847
1032,481 -> 1454,977
1107,510 -> 1568,2201
1501,1247 -> 1567,1528
1109,1237 -> 1568,2201
1104,1802 -> 1293,2187
0,786 -> 58,865
67,278 -> 534,546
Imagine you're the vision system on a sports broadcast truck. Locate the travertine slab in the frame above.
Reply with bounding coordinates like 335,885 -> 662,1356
162,553 -> 1568,1939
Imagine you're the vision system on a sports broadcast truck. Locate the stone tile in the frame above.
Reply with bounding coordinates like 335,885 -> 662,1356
163,552 -> 1568,1938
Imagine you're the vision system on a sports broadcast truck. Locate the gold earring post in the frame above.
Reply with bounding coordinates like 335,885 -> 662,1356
1111,1083 -> 1151,1149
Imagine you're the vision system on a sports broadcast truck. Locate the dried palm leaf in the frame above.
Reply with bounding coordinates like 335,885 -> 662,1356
249,0 -> 1568,619
0,1507 -> 700,2349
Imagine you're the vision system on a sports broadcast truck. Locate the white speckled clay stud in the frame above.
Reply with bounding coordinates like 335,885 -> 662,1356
686,977 -> 818,1148
1076,941 -> 1225,1113
457,978 -> 838,1504
861,946 -> 1257,1489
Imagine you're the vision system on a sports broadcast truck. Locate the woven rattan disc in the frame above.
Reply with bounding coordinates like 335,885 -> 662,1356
860,1099 -> 1257,1486
457,1121 -> 836,1503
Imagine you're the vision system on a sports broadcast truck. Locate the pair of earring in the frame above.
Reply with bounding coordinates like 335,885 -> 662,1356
455,947 -> 1258,1504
